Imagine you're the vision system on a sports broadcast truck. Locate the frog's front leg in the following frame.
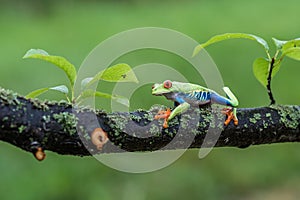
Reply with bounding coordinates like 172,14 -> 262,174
155,98 -> 190,128
168,102 -> 190,121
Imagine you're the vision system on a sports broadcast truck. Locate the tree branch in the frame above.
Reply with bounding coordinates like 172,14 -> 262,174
1,87 -> 300,160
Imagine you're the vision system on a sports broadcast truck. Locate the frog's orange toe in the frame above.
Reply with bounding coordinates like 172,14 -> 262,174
154,108 -> 171,119
154,108 -> 171,128
222,108 -> 238,126
163,121 -> 169,128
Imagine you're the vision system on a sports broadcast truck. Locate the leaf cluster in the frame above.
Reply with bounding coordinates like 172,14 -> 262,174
193,33 -> 300,104
23,49 -> 138,106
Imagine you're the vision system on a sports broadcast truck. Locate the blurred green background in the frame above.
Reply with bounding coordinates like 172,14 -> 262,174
1,0 -> 300,199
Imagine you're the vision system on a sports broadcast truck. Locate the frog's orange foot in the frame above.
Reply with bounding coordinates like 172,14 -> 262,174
154,108 -> 171,128
222,108 -> 238,126
91,128 -> 109,150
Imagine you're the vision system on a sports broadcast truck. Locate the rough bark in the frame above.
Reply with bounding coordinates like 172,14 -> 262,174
0,87 -> 300,159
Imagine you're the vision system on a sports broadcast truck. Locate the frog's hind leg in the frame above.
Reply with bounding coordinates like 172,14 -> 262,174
211,90 -> 238,126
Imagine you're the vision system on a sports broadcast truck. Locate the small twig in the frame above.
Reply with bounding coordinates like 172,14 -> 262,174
267,57 -> 276,105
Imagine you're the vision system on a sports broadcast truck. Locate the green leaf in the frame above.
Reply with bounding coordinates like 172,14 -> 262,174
279,38 -> 300,61
50,85 -> 69,94
193,33 -> 269,57
281,38 -> 300,52
23,49 -> 77,87
83,63 -> 138,88
282,47 -> 300,61
272,38 -> 287,49
25,88 -> 49,99
81,77 -> 93,89
26,85 -> 69,99
253,58 -> 281,87
100,63 -> 138,82
79,89 -> 129,107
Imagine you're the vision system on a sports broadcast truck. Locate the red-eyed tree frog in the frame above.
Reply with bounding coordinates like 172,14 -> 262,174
152,80 -> 239,128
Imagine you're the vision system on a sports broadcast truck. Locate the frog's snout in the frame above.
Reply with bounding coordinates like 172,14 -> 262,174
151,84 -> 159,95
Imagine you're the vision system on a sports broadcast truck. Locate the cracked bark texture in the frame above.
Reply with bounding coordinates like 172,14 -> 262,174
0,87 -> 300,158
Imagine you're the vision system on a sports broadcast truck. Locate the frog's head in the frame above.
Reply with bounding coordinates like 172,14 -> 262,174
152,80 -> 177,96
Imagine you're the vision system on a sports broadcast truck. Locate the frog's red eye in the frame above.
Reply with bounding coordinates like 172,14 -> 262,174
152,84 -> 155,89
163,80 -> 172,89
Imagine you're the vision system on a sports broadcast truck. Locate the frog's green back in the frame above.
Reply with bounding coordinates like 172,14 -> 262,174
171,81 -> 211,93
